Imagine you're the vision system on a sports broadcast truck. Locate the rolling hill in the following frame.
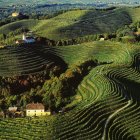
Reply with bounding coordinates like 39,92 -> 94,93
0,40 -> 140,139
1,6 -> 140,140
0,0 -> 140,6
1,7 -> 140,41
0,44 -> 66,76
51,41 -> 140,140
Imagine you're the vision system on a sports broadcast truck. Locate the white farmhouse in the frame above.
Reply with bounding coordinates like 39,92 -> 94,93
16,33 -> 35,44
26,103 -> 50,117
22,33 -> 35,43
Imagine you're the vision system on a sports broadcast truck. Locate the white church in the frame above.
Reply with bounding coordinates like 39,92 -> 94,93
16,33 -> 35,44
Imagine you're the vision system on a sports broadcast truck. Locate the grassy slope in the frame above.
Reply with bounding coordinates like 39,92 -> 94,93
58,41 -> 131,66
0,45 -> 65,76
52,41 -> 140,140
1,7 -> 140,40
0,116 -> 55,140
0,19 -> 39,34
1,41 -> 140,139
1,7 -> 140,140
126,7 -> 140,22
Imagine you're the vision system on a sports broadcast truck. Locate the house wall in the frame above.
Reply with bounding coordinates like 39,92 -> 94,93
45,111 -> 51,115
26,110 -> 51,116
100,38 -> 105,41
26,109 -> 44,116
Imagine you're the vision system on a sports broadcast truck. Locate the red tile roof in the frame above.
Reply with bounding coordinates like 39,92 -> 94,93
26,103 -> 45,110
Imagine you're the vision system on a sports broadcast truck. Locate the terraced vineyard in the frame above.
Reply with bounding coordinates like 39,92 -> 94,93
0,117 -> 55,140
0,45 -> 65,76
1,4 -> 140,140
58,41 -> 131,66
0,40 -> 140,139
50,42 -> 140,140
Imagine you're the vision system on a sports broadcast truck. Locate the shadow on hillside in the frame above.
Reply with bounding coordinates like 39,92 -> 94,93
58,9 -> 132,39
0,45 -> 68,98
32,46 -> 67,70
120,78 -> 140,102
16,45 -> 67,75
105,53 -> 140,102
131,53 -> 140,70
122,53 -> 140,102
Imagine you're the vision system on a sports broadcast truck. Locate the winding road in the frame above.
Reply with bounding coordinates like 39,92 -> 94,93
101,100 -> 132,140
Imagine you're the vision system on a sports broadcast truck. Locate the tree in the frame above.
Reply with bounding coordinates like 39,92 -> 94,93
0,100 -> 7,118
42,77 -> 67,111
0,34 -> 5,41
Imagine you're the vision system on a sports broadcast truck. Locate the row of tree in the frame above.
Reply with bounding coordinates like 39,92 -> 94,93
0,59 -> 98,114
41,59 -> 98,112
0,63 -> 64,111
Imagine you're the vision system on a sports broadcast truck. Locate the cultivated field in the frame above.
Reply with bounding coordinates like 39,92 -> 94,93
0,6 -> 140,140
52,41 -> 140,140
1,7 -> 140,40
0,116 -> 55,140
0,44 -> 64,76
0,41 -> 140,139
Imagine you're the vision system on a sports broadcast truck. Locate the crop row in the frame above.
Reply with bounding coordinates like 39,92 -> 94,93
0,45 -> 58,76
52,52 -> 140,140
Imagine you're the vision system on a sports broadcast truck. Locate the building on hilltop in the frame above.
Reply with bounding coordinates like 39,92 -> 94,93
12,12 -> 22,17
11,12 -> 29,19
8,106 -> 18,118
0,44 -> 5,48
16,33 -> 35,44
134,32 -> 140,36
8,106 -> 24,118
22,33 -> 35,43
26,103 -> 51,117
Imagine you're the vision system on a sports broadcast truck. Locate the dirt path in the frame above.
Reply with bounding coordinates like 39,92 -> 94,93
101,100 -> 131,140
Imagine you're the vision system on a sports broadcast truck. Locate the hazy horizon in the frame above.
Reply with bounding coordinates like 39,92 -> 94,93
0,0 -> 140,6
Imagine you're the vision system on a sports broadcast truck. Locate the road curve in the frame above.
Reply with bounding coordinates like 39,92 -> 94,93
101,100 -> 132,140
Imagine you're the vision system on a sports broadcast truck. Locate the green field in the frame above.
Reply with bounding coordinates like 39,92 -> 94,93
0,40 -> 140,139
0,45 -> 65,76
58,41 -> 132,66
1,6 -> 140,140
0,116 -> 55,140
0,46 -> 51,76
1,7 -> 140,41
51,41 -> 140,140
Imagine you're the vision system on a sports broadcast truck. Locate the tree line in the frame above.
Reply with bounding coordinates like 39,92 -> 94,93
0,59 -> 98,115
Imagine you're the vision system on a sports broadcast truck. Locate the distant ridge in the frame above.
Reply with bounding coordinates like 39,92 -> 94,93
0,0 -> 140,7
1,7 -> 140,41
